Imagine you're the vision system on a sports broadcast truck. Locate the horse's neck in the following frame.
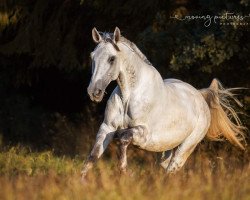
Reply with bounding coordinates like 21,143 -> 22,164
117,53 -> 163,103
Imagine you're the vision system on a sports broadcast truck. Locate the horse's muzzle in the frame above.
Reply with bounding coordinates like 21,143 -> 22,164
92,88 -> 104,102
87,78 -> 110,103
87,87 -> 105,103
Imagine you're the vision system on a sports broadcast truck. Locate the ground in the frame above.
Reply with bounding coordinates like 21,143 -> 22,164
0,145 -> 249,200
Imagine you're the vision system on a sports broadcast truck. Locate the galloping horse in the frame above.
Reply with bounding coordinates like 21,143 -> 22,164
82,27 -> 245,179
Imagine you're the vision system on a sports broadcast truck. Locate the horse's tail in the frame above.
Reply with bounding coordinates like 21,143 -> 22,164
200,78 -> 246,150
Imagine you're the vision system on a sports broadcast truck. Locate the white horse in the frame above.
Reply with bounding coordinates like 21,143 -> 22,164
81,27 -> 245,179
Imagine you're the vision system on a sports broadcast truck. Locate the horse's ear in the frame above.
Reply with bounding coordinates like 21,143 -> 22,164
92,27 -> 102,43
113,27 -> 121,43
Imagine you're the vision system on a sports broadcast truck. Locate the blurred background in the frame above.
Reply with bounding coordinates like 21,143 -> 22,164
0,0 -> 249,157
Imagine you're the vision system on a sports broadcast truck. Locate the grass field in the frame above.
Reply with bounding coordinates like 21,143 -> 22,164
0,144 -> 249,200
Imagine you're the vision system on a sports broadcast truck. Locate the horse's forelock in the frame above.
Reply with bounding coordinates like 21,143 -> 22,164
99,32 -> 120,51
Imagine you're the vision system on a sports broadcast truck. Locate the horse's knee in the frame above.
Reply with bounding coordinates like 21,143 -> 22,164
116,125 -> 148,147
117,130 -> 133,145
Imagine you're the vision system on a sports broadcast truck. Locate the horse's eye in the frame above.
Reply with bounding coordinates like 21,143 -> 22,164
108,56 -> 116,64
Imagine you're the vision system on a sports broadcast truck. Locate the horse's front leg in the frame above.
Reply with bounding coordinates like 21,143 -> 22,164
81,123 -> 114,181
117,132 -> 132,174
117,125 -> 148,173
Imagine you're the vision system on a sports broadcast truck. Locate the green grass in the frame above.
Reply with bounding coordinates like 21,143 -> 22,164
0,146 -> 81,176
0,145 -> 249,200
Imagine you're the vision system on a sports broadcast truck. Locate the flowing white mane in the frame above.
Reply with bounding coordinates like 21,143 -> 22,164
100,32 -> 152,66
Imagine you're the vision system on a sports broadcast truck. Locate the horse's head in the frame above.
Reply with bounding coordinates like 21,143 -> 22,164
87,27 -> 121,102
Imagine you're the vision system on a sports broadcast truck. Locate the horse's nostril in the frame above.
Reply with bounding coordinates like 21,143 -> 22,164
94,89 -> 102,97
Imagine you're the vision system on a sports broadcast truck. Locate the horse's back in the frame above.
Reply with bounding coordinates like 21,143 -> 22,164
164,78 -> 197,93
163,78 -> 207,102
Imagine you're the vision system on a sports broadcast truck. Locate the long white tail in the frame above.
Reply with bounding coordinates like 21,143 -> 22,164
200,79 -> 246,149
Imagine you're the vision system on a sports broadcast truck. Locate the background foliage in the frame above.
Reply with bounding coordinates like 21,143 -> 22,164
0,0 -> 249,156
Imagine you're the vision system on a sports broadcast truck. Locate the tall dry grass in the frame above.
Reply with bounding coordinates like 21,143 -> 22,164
0,145 -> 249,200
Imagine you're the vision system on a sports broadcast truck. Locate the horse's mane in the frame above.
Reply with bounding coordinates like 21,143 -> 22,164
100,32 -> 152,66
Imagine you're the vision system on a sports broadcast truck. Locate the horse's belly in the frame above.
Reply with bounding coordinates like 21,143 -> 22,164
139,117 -> 194,152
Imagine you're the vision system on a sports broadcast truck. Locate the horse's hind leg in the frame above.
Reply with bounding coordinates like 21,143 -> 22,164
166,119 -> 209,173
160,150 -> 173,169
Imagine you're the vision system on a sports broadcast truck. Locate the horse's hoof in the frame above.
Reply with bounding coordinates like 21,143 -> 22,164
81,175 -> 88,185
80,170 -> 89,185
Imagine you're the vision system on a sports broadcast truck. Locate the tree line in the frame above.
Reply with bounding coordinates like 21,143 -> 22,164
0,0 -> 249,154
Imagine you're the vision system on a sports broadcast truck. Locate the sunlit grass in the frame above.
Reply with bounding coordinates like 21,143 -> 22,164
0,145 -> 249,200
